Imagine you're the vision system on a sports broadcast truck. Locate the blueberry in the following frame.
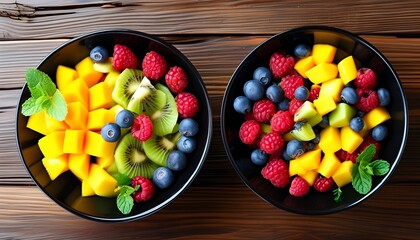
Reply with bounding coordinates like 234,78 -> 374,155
305,142 -> 315,150
116,109 -> 135,128
377,88 -> 391,106
250,148 -> 268,166
166,150 -> 187,171
282,150 -> 293,161
341,87 -> 359,105
294,44 -> 311,58
372,124 -> 388,141
266,84 -> 284,103
294,86 -> 309,101
179,118 -> 199,137
153,167 -> 174,189
286,139 -> 305,159
90,46 -> 109,63
350,117 -> 364,132
278,98 -> 290,111
356,111 -> 365,118
101,123 -> 121,142
243,80 -> 265,101
319,115 -> 329,128
177,136 -> 197,153
253,66 -> 272,86
234,96 -> 253,114
312,134 -> 320,144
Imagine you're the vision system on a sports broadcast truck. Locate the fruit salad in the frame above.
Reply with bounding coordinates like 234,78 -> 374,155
23,43 -> 200,214
233,43 -> 391,200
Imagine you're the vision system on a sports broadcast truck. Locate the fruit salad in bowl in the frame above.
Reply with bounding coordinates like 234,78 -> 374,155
16,30 -> 212,222
221,26 -> 408,214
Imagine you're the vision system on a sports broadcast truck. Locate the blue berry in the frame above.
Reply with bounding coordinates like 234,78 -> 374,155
312,134 -> 320,144
115,109 -> 134,128
253,66 -> 272,86
179,118 -> 199,137
350,117 -> 364,132
177,136 -> 197,153
90,46 -> 109,63
266,84 -> 284,103
377,88 -> 390,106
234,96 -> 253,114
294,44 -> 311,58
250,148 -> 268,166
319,115 -> 329,128
101,123 -> 121,142
305,142 -> 315,150
341,87 -> 359,104
294,86 -> 309,101
282,150 -> 293,161
286,139 -> 305,159
153,167 -> 174,189
278,98 -> 290,111
372,124 -> 388,141
243,80 -> 265,101
166,150 -> 187,171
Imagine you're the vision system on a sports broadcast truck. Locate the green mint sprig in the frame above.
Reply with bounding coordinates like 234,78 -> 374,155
115,173 -> 138,215
21,68 -> 67,121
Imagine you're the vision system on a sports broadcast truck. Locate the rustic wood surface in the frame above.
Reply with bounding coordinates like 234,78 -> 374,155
1,1 -> 420,239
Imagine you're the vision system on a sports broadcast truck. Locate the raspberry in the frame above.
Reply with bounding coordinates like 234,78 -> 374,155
165,66 -> 188,94
280,74 -> 304,99
289,176 -> 310,197
355,68 -> 377,89
142,51 -> 168,81
132,176 -> 155,202
131,114 -> 153,141
252,99 -> 276,123
269,52 -> 295,79
261,159 -> 290,188
112,44 -> 140,71
270,110 -> 294,134
313,176 -> 334,192
355,88 -> 379,112
175,92 -> 199,118
308,85 -> 320,102
260,132 -> 284,154
288,98 -> 304,115
239,120 -> 261,145
336,149 -> 357,163
357,135 -> 381,159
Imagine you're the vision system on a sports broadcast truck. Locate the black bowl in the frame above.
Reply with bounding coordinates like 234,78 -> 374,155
16,29 -> 212,222
220,26 -> 408,214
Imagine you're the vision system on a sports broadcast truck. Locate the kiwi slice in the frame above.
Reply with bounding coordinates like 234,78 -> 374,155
127,77 -> 166,115
143,132 -> 182,166
111,69 -> 144,108
150,83 -> 179,136
114,133 -> 159,179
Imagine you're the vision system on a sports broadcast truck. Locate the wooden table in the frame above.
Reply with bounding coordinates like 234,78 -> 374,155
1,1 -> 420,239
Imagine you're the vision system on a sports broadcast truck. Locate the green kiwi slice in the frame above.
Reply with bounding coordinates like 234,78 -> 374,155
111,69 -> 144,108
143,132 -> 182,166
114,133 -> 159,179
150,83 -> 179,136
127,77 -> 166,115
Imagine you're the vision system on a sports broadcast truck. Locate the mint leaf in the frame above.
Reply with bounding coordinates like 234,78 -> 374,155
117,192 -> 134,215
115,173 -> 132,187
26,68 -> 56,96
368,160 -> 390,176
357,144 -> 376,167
352,164 -> 372,194
333,187 -> 343,203
45,90 -> 67,121
21,97 -> 43,116
362,164 -> 374,176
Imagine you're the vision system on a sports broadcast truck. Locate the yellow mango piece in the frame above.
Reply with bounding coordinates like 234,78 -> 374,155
88,163 -> 118,197
289,159 -> 307,176
295,149 -> 322,171
294,56 -> 315,78
332,160 -> 354,187
82,179 -> 96,197
75,57 -> 103,88
45,114 -> 69,132
93,58 -> 115,73
87,108 -> 116,131
42,154 -> 69,181
96,156 -> 114,169
319,126 -> 341,153
27,111 -> 49,135
110,104 -> 124,116
38,131 -> 65,158
341,126 -> 364,154
63,130 -> 86,154
337,55 -> 357,84
299,170 -> 318,186
64,102 -> 88,130
61,78 -> 89,109
313,96 -> 337,116
88,82 -> 115,111
305,62 -> 338,84
319,78 -> 344,102
68,154 -> 90,181
312,44 -> 337,65
84,131 -> 117,158
104,71 -> 120,89
318,153 -> 341,178
363,107 -> 391,129
56,65 -> 78,91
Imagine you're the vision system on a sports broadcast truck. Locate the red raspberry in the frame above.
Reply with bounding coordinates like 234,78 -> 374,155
313,176 -> 334,192
132,176 -> 155,202
289,176 -> 310,197
288,98 -> 304,115
261,159 -> 290,188
165,66 -> 188,94
239,120 -> 261,145
280,74 -> 304,99
175,92 -> 199,118
308,85 -> 320,102
355,68 -> 377,89
253,99 -> 276,123
112,44 -> 140,71
357,135 -> 381,159
336,149 -> 357,163
270,110 -> 294,134
131,114 -> 153,141
355,88 -> 379,112
269,52 -> 295,79
260,132 -> 284,154
142,51 -> 168,81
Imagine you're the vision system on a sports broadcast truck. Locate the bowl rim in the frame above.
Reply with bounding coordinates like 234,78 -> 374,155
15,29 -> 213,222
220,25 -> 409,215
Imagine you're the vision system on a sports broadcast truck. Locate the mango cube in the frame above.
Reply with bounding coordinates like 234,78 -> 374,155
64,102 -> 88,130
45,114 -> 69,132
104,71 -> 120,89
68,154 -> 90,181
42,154 -> 69,181
88,163 -> 118,197
305,63 -> 339,84
363,107 -> 391,129
82,179 -> 96,197
96,156 -> 114,169
328,103 -> 356,128
341,126 -> 364,153
312,44 -> 337,64
75,57 -> 103,88
295,149 -> 322,171
294,56 -> 315,78
319,78 -> 344,102
313,96 -> 337,116
289,159 -> 307,176
84,131 -> 117,158
110,104 -> 124,116
87,108 -> 116,131
38,131 -> 65,158
63,130 -> 86,154
337,55 -> 357,84
27,111 -> 49,135
299,170 -> 318,186
56,65 -> 78,91
61,78 -> 89,109
318,153 -> 341,178
88,82 -> 114,111
319,126 -> 341,153
332,160 -> 354,187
